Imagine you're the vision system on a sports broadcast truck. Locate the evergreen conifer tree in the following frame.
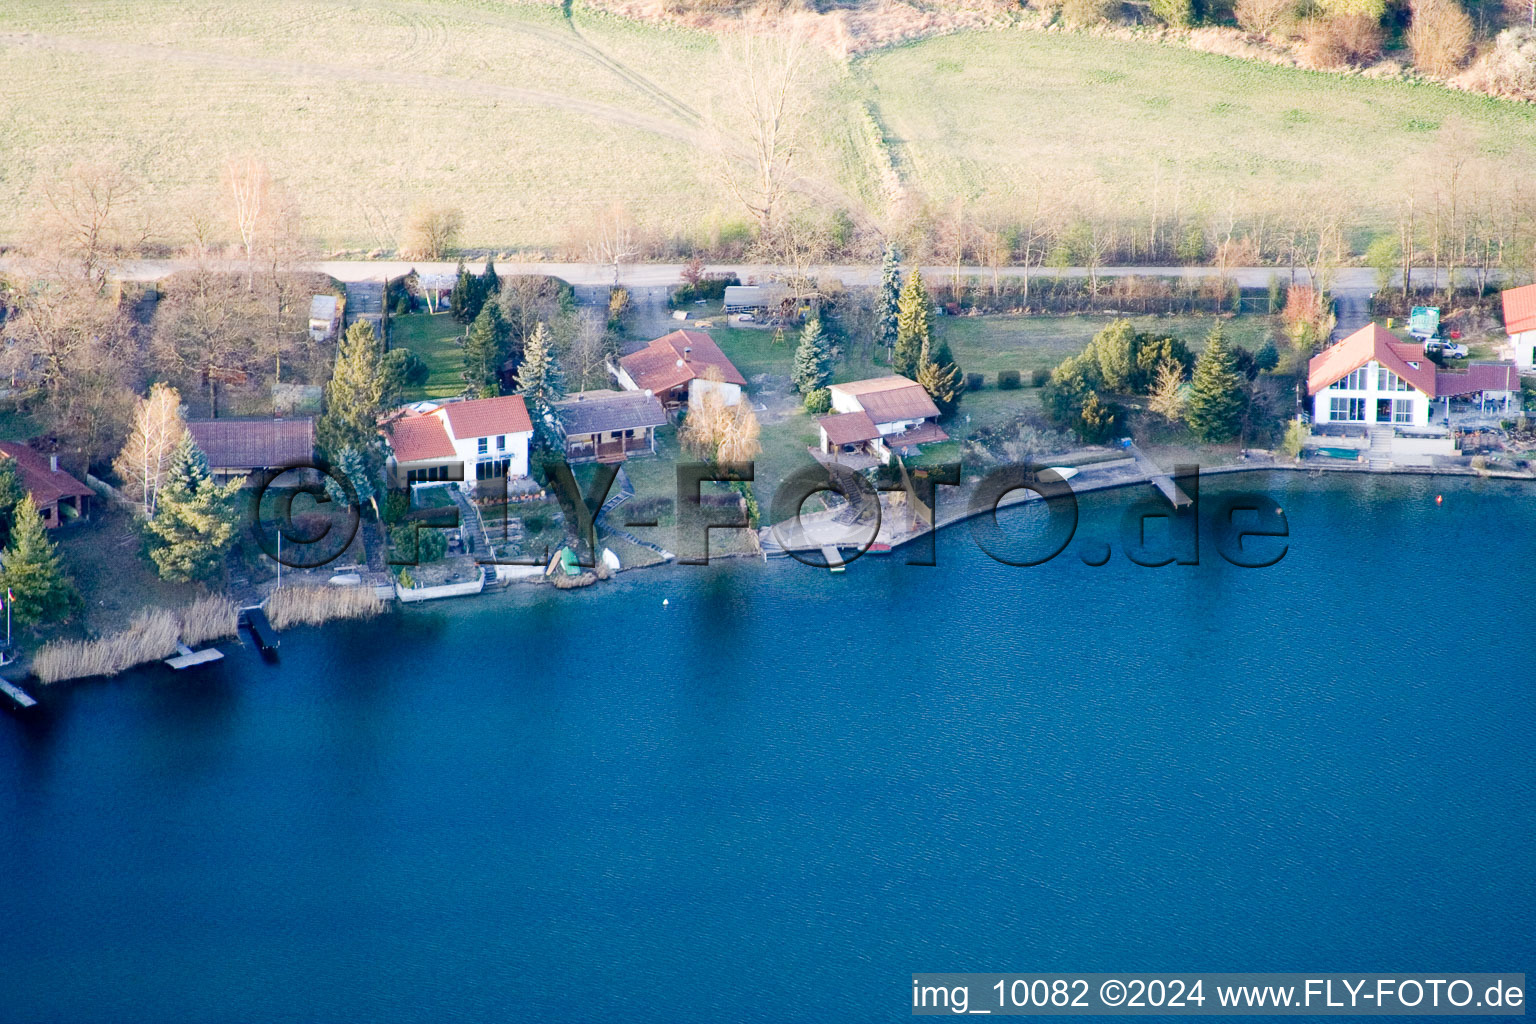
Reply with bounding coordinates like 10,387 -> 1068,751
1186,325 -> 1248,442
463,301 -> 509,398
144,434 -> 243,583
791,318 -> 832,395
874,244 -> 901,359
515,323 -> 567,451
893,269 -> 931,381
318,320 -> 389,475
0,496 -> 80,626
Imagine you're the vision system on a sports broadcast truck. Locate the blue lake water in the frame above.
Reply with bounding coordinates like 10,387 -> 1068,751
2,471 -> 1533,1023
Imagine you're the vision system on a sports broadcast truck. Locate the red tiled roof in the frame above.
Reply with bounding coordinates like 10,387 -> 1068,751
386,414 -> 456,464
1435,362 -> 1523,397
619,330 -> 748,393
440,395 -> 533,440
1307,324 -> 1438,398
1502,283 -> 1536,335
185,418 -> 313,470
818,410 -> 881,445
0,442 -> 92,508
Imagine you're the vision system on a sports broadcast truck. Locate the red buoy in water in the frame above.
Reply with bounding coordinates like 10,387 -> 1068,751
1435,494 -> 1443,505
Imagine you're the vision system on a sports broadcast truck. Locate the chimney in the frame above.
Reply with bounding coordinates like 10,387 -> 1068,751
684,347 -> 692,355
49,454 -> 59,473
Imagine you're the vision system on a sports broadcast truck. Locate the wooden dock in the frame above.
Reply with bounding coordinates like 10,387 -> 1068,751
1127,442 -> 1194,509
165,644 -> 224,670
242,607 -> 279,651
820,544 -> 846,571
0,676 -> 37,708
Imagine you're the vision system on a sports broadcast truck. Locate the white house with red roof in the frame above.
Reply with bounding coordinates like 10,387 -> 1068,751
1500,283 -> 1536,370
1308,323 -> 1522,430
383,395 -> 533,490
817,375 -> 948,464
615,330 -> 746,411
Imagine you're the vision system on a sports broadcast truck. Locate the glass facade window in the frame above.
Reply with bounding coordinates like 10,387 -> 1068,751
1393,399 -> 1414,423
1329,397 -> 1366,421
477,437 -> 489,455
1378,368 -> 1411,391
1331,367 -> 1370,390
475,458 -> 511,481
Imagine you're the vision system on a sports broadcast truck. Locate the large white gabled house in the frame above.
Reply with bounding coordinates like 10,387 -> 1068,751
1307,323 -> 1522,429
1501,283 -> 1536,371
384,395 -> 533,490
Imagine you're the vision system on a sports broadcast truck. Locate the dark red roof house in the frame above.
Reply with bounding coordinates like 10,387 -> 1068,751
0,443 -> 93,529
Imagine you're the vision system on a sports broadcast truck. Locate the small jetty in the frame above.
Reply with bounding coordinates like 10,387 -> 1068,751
820,544 -> 846,572
1127,442 -> 1194,509
0,676 -> 37,709
242,607 -> 280,652
165,643 -> 224,670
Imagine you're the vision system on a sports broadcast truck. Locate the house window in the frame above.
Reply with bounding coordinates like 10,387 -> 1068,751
1329,397 -> 1366,421
475,458 -> 512,481
477,437 -> 489,455
1331,367 -> 1370,390
496,434 -> 506,452
1393,399 -> 1414,423
1377,368 -> 1411,391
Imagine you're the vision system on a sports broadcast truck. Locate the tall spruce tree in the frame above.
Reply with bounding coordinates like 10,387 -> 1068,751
791,318 -> 832,395
318,320 -> 389,475
0,458 -> 28,549
449,259 -> 477,324
0,496 -> 80,626
515,323 -> 566,451
1185,325 -> 1248,442
893,269 -> 931,381
479,255 -> 500,301
916,334 -> 963,417
874,244 -> 901,360
144,433 -> 243,584
463,301 -> 509,398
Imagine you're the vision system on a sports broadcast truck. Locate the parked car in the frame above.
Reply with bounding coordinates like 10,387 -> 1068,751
1426,340 -> 1468,359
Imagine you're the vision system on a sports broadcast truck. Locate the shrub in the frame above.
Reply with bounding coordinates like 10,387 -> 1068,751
1151,0 -> 1197,26
998,370 -> 1023,390
1458,27 -> 1536,99
803,388 -> 832,415
1408,0 -> 1473,76
266,585 -> 385,630
1062,0 -> 1118,25
1302,14 -> 1383,67
1235,0 -> 1298,33
966,373 -> 985,392
389,522 -> 448,564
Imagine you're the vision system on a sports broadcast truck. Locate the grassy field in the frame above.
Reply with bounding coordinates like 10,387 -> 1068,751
3,1 -> 1535,251
860,33 -> 1536,238
390,313 -> 467,401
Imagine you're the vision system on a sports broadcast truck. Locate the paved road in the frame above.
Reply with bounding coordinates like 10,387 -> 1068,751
92,258 -> 1502,295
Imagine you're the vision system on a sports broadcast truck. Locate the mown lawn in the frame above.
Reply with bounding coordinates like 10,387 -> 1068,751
390,314 -> 467,402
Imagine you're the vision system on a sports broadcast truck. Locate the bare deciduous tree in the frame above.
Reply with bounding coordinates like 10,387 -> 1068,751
582,204 -> 640,286
113,383 -> 187,516
36,163 -> 148,287
708,32 -> 808,235
401,202 -> 463,260
225,156 -> 269,290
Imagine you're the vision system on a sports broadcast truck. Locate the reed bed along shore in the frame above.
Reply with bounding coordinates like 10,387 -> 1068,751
32,596 -> 240,685
265,585 -> 385,630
